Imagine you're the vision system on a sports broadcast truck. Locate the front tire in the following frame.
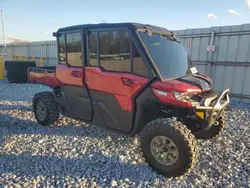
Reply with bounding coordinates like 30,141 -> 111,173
140,118 -> 197,177
33,91 -> 59,126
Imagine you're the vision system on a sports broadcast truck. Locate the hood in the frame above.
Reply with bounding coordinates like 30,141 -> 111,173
151,79 -> 202,94
177,74 -> 212,92
152,74 -> 212,94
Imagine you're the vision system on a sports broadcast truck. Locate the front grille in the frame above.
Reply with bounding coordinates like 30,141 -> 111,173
199,90 -> 219,106
199,90 -> 219,99
190,95 -> 202,102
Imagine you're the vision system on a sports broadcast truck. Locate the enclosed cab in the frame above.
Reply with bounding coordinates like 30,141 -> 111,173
28,23 -> 229,177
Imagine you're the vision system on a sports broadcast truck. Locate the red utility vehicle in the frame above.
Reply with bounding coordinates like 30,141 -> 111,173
28,23 -> 230,177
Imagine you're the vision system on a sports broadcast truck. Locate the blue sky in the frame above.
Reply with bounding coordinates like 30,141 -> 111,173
0,0 -> 250,43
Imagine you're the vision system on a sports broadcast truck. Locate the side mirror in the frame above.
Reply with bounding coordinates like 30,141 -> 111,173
53,32 -> 61,37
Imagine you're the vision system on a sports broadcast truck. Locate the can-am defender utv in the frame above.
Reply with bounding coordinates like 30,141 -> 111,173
28,23 -> 230,177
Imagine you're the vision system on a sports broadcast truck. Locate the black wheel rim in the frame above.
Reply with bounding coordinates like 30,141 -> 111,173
36,101 -> 47,121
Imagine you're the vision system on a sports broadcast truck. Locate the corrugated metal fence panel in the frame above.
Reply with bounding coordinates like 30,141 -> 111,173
243,68 -> 250,95
13,44 -> 28,57
236,33 -> 250,62
46,41 -> 57,57
198,37 -> 210,62
0,46 -> 3,54
2,45 -> 13,57
46,41 -> 57,66
194,64 -> 207,74
220,64 -> 250,102
29,42 -> 46,57
175,23 -> 250,63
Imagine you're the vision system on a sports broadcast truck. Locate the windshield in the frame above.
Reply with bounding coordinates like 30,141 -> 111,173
139,32 -> 197,80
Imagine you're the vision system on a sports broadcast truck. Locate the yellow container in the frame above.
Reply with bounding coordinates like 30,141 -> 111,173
0,58 -> 4,80
39,57 -> 44,67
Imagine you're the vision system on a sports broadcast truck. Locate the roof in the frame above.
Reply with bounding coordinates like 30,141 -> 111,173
57,22 -> 169,33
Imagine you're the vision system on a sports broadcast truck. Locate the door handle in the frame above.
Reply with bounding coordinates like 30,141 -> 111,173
121,78 -> 135,86
72,70 -> 82,78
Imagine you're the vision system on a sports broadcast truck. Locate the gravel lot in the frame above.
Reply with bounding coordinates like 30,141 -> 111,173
0,78 -> 249,187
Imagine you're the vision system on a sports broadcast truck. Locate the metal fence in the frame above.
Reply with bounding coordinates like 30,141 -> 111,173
0,23 -> 250,102
174,24 -> 250,63
0,41 -> 58,67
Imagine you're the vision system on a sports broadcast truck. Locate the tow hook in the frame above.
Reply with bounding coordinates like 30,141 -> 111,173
214,121 -> 219,126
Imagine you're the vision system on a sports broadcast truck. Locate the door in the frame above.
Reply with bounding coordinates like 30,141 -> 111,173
56,31 -> 93,121
85,29 -> 154,133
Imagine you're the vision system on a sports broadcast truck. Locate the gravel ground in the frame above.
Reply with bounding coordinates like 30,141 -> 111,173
0,78 -> 249,187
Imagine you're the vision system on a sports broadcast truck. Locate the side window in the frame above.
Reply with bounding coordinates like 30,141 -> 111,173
99,31 -> 131,72
87,30 -> 153,77
66,32 -> 82,67
89,32 -> 98,66
58,34 -> 66,64
132,43 -> 149,77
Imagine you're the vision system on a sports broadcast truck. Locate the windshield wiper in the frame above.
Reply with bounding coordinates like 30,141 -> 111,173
162,35 -> 177,41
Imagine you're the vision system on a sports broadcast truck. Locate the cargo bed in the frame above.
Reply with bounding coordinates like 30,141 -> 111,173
27,66 -> 61,88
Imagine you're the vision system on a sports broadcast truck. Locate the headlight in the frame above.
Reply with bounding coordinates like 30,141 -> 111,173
152,89 -> 193,107
172,92 -> 193,101
153,89 -> 169,96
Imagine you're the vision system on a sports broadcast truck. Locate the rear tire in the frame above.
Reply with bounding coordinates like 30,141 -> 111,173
195,110 -> 227,139
140,118 -> 197,177
33,91 -> 59,126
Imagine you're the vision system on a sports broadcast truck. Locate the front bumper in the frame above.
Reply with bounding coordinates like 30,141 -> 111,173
195,88 -> 230,126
